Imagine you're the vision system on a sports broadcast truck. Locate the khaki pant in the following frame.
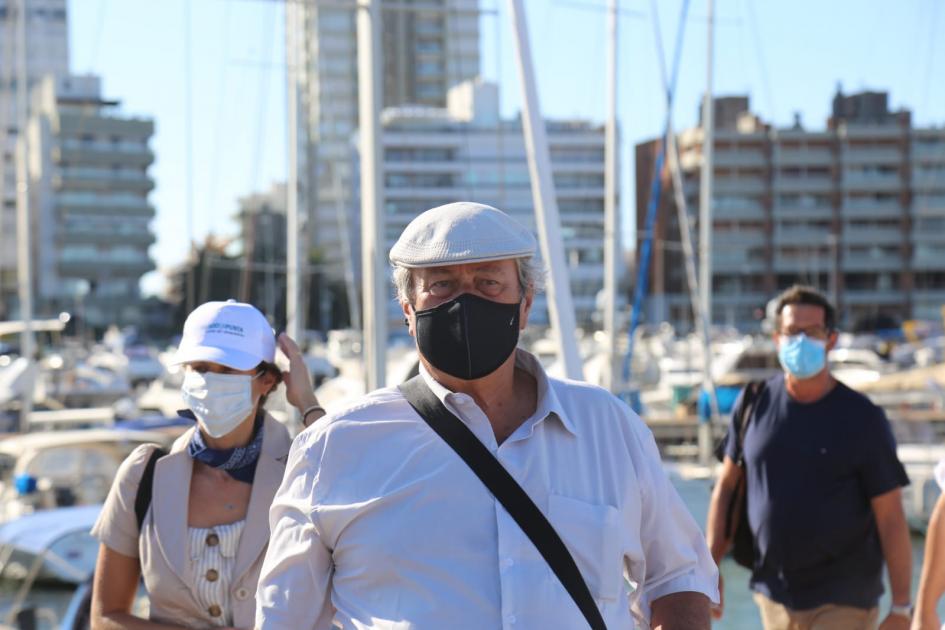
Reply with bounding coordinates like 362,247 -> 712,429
753,592 -> 879,630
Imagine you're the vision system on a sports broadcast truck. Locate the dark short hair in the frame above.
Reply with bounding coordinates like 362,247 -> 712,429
255,361 -> 283,407
774,285 -> 836,331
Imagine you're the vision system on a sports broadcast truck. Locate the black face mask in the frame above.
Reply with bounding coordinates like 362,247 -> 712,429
413,293 -> 521,380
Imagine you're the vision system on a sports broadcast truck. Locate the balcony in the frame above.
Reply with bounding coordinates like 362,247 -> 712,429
60,229 -> 155,247
911,227 -> 945,244
56,140 -> 154,167
842,226 -> 902,245
713,176 -> 766,195
842,252 -> 905,272
56,193 -> 154,217
776,148 -> 833,167
713,151 -> 767,168
59,113 -> 153,137
58,257 -> 154,278
913,245 -> 945,270
911,170 -> 945,191
841,125 -> 905,141
913,196 -> 945,215
911,142 -> 945,163
714,230 -> 767,247
913,289 -> 945,303
712,250 -> 758,271
841,146 -> 903,165
55,168 -> 154,193
841,199 -> 903,218
843,289 -> 904,305
841,171 -> 902,192
714,204 -> 765,221
774,175 -> 833,193
773,253 -> 834,272
772,204 -> 833,220
711,291 -> 768,306
773,227 -> 831,245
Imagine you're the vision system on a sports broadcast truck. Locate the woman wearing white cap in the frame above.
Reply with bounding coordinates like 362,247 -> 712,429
89,300 -> 325,629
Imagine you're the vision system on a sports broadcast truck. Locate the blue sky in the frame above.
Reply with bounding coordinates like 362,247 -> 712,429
67,0 -> 945,296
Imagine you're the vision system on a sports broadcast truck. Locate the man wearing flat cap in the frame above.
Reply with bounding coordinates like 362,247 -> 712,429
256,202 -> 718,629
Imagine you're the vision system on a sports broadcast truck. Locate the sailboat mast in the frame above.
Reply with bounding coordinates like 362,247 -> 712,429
603,0 -> 619,391
697,0 -> 716,464
357,0 -> 386,391
698,0 -> 714,337
286,1 -> 305,345
507,0 -> 582,380
14,0 -> 33,362
14,0 -> 33,432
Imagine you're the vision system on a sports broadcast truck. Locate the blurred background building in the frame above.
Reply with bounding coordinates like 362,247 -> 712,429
372,78 -> 612,329
0,0 -> 70,318
295,0 -> 480,285
27,75 -> 155,332
636,89 -> 945,332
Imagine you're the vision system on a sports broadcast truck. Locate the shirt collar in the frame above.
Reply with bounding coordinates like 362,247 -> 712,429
417,349 -> 578,437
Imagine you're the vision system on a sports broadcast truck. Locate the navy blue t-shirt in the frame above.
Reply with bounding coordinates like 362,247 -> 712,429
725,375 -> 909,610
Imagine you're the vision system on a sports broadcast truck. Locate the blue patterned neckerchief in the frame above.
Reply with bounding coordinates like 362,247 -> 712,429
181,410 -> 264,484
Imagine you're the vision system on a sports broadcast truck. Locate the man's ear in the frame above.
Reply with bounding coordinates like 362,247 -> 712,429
519,290 -> 534,331
826,329 -> 839,351
401,301 -> 416,337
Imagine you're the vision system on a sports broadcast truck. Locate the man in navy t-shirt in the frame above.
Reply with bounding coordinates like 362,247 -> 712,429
705,285 -> 912,630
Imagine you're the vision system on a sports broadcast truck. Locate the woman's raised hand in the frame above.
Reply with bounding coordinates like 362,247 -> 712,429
277,333 -> 320,413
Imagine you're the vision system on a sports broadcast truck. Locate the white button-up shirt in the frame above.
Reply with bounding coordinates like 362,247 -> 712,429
256,350 -> 718,629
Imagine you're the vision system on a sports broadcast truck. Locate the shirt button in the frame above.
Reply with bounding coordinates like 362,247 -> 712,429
205,533 -> 219,547
235,587 -> 250,600
208,605 -> 222,618
501,558 -> 514,570
205,569 -> 219,582
507,614 -> 517,624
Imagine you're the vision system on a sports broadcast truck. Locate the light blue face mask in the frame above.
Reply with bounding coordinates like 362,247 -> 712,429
777,333 -> 827,379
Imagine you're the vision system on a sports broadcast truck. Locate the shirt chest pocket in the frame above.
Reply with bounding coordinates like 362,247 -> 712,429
547,494 -> 623,602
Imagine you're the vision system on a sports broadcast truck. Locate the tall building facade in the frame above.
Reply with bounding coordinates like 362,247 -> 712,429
293,0 -> 480,280
371,79 -> 612,328
234,182 -> 287,320
27,75 -> 155,330
0,0 -> 70,314
636,90 -> 945,332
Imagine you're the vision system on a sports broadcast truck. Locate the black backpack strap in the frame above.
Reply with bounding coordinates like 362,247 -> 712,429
733,380 -> 766,466
398,376 -> 607,630
134,446 -> 167,532
723,380 -> 766,541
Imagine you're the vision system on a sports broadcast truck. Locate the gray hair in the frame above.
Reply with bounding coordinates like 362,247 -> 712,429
393,257 -> 546,305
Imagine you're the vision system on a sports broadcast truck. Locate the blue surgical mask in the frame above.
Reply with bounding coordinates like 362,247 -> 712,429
778,333 -> 827,379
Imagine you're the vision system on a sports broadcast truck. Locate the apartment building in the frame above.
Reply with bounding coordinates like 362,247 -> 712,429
27,75 -> 155,330
369,79 -> 613,329
0,0 -> 70,314
292,0 -> 480,280
636,90 -> 945,331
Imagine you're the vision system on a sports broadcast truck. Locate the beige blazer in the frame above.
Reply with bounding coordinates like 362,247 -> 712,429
91,414 -> 291,629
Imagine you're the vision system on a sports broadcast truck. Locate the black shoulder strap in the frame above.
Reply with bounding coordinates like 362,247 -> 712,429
733,380 -> 766,466
134,446 -> 167,532
398,376 -> 606,630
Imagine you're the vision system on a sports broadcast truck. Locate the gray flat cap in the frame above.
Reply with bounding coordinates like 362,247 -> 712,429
389,201 -> 537,268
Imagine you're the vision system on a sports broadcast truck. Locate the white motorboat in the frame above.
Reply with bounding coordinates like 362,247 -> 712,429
0,428 -> 174,523
0,503 -> 100,585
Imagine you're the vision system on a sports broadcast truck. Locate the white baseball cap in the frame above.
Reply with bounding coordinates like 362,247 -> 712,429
389,201 -> 537,268
171,300 -> 276,370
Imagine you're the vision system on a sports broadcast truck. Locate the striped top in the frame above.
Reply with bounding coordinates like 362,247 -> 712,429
187,520 -> 245,626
